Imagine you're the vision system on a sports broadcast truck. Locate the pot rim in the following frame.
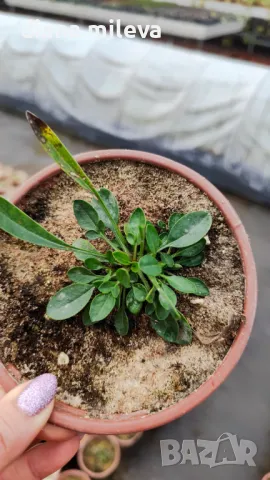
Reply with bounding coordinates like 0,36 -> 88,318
77,435 -> 121,479
58,469 -> 90,480
116,431 -> 143,448
2,149 -> 257,434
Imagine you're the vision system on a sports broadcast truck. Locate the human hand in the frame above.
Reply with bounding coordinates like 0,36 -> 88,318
0,374 -> 81,480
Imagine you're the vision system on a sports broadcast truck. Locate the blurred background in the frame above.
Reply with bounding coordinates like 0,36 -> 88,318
0,1 -> 269,479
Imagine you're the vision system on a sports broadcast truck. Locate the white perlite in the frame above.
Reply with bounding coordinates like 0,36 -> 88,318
57,352 -> 69,366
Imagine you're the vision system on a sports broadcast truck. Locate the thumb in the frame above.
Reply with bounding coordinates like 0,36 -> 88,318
0,374 -> 57,473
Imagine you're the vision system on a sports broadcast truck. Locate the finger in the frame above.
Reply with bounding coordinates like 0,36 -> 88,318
37,423 -> 78,442
0,373 -> 77,443
0,364 -> 77,443
0,374 -> 57,472
0,386 -> 5,401
1,436 -> 80,480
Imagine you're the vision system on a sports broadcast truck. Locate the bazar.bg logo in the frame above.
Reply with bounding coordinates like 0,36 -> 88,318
160,433 -> 257,468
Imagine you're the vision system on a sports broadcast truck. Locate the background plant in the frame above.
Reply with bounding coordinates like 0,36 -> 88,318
0,112 -> 212,345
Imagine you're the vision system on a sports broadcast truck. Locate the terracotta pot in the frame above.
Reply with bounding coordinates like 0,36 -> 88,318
116,432 -> 143,448
0,149 -> 257,435
58,470 -> 89,480
77,435 -> 121,479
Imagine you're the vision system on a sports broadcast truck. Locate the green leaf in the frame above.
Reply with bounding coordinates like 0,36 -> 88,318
105,250 -> 116,264
124,223 -> 135,246
99,281 -> 120,299
151,314 -> 192,345
132,283 -> 147,302
151,315 -> 179,342
161,211 -> 212,250
129,272 -> 138,284
91,188 -> 119,229
47,284 -> 94,320
82,304 -> 92,326
26,111 -> 95,193
145,302 -> 155,315
131,262 -> 139,273
155,300 -> 170,321
159,232 -> 169,246
72,239 -> 98,261
116,268 -> 131,288
179,253 -> 205,267
68,267 -> 97,284
0,197 -> 71,250
126,208 -> 146,244
177,317 -> 193,345
146,224 -> 161,254
158,284 -> 177,310
110,239 -> 121,249
73,200 -> 100,232
157,220 -> 166,230
90,293 -> 116,322
163,275 -> 209,296
112,283 -> 120,299
175,238 -> 206,258
139,255 -> 162,277
169,213 -> 184,230
160,252 -> 174,268
114,308 -> 129,336
145,286 -> 155,303
86,230 -> 102,241
85,258 -> 103,270
101,271 -> 112,283
92,278 -> 105,287
124,228 -> 136,246
26,112 -> 127,253
126,289 -> 143,314
171,263 -> 182,270
115,291 -> 121,310
98,281 -> 117,294
113,251 -> 131,265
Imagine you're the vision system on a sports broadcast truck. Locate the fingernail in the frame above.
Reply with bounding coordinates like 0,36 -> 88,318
17,374 -> 57,416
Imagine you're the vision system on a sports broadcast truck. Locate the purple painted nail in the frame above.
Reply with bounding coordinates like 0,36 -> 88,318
17,374 -> 57,416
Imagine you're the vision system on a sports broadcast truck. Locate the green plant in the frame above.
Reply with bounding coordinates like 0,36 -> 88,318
83,438 -> 115,473
0,112 -> 212,345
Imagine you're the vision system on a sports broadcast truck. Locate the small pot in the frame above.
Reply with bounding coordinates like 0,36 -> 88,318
44,471 -> 60,480
116,432 -> 143,448
58,470 -> 89,480
0,149 -> 257,435
77,435 -> 121,479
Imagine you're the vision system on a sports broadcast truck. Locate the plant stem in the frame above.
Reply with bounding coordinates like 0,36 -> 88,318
146,285 -> 156,302
100,233 -> 118,251
149,276 -> 181,319
93,189 -> 130,254
122,287 -> 126,310
172,251 -> 181,259
133,243 -> 138,261
138,271 -> 150,290
139,226 -> 146,257
71,246 -> 108,262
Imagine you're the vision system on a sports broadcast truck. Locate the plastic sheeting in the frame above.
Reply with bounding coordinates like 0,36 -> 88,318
0,12 -> 269,204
